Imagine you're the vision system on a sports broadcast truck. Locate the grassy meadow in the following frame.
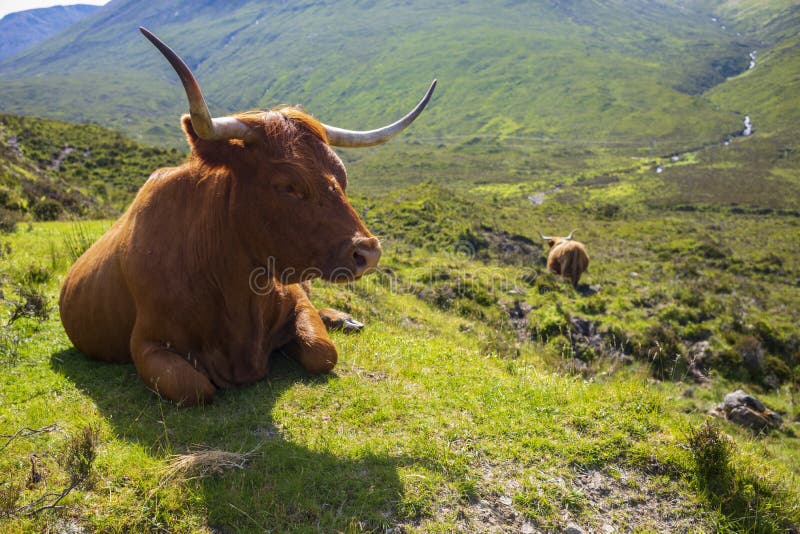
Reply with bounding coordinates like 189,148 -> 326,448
0,144 -> 799,531
0,0 -> 798,531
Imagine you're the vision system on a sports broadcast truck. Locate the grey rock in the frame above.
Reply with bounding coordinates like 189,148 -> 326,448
714,389 -> 783,431
724,389 -> 766,412
570,316 -> 596,337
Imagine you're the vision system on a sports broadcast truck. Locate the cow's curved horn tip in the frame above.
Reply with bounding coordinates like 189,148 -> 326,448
428,79 -> 438,95
139,27 -> 160,42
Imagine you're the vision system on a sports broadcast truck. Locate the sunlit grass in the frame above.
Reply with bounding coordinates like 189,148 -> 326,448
0,221 -> 798,531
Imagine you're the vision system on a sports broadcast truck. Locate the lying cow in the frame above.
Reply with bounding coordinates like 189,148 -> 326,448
59,27 -> 436,406
538,230 -> 589,287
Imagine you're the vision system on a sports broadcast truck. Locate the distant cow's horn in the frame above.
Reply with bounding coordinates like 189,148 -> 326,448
538,232 -> 552,241
140,27 -> 255,142
566,230 -> 576,240
323,80 -> 437,148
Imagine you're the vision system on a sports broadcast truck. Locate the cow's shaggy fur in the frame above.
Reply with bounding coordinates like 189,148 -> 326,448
542,234 -> 590,287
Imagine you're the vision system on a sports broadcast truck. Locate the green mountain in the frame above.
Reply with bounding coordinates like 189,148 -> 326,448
0,4 -> 101,60
0,0 -> 794,154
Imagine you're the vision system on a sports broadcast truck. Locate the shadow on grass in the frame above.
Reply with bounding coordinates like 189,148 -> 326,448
50,347 -> 406,530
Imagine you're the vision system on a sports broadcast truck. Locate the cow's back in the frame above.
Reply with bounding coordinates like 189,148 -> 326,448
60,221 -> 135,363
548,241 -> 589,287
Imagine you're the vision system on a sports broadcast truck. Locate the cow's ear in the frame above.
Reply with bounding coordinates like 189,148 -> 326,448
181,114 -> 202,151
181,114 -> 240,165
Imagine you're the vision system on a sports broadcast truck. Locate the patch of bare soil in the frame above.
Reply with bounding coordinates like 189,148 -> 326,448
440,464 -> 711,533
565,468 -> 711,533
336,364 -> 390,382
478,226 -> 542,265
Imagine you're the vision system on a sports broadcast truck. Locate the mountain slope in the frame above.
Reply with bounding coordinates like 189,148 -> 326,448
0,0 -> 763,151
0,5 -> 101,60
0,113 -> 183,220
706,1 -> 800,135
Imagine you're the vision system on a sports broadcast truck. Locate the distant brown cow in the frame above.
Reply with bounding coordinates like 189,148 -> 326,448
538,230 -> 589,287
59,27 -> 436,406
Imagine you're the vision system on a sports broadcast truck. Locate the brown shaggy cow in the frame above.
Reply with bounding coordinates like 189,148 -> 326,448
59,28 -> 436,406
538,230 -> 589,287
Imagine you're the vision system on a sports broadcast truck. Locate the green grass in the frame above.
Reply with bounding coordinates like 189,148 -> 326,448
0,220 -> 798,531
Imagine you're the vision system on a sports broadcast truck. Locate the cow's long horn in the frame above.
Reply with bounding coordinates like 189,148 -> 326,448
538,232 -> 552,241
323,80 -> 437,148
140,27 -> 254,142
566,230 -> 576,240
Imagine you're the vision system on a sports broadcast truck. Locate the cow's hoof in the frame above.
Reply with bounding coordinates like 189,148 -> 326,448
340,317 -> 364,333
318,308 -> 364,334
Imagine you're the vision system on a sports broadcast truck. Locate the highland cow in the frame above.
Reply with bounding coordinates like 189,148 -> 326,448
59,27 -> 436,406
538,230 -> 589,287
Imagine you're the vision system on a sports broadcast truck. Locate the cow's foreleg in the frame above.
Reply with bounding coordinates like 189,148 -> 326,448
284,297 -> 338,374
300,282 -> 364,333
130,335 -> 216,406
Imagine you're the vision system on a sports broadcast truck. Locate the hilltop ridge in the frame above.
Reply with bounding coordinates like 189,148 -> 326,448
0,4 -> 101,60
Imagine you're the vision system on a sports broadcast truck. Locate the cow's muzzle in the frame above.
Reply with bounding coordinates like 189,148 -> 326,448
352,237 -> 381,278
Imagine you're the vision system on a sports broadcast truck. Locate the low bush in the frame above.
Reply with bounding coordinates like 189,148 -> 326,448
32,198 -> 62,221
0,209 -> 21,233
7,284 -> 50,324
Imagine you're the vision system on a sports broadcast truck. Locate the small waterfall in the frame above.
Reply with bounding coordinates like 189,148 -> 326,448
742,116 -> 753,136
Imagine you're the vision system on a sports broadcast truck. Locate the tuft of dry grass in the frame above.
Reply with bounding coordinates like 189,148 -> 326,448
159,447 -> 260,484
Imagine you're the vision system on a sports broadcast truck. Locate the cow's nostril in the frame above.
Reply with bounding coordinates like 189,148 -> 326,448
352,238 -> 381,274
353,251 -> 367,270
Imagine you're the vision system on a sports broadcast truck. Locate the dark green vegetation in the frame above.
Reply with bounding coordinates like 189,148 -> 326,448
0,113 -> 184,223
0,0 -> 799,531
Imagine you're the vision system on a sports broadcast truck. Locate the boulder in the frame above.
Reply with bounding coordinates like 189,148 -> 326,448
711,389 -> 782,431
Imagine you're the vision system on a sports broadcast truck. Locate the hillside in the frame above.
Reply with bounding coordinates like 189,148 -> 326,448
0,115 -> 798,532
0,5 -> 101,60
706,1 -> 800,135
0,0 -> 780,153
0,194 -> 798,531
0,113 -> 183,222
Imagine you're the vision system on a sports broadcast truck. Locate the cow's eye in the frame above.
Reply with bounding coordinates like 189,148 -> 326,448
326,175 -> 343,193
276,183 -> 305,200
